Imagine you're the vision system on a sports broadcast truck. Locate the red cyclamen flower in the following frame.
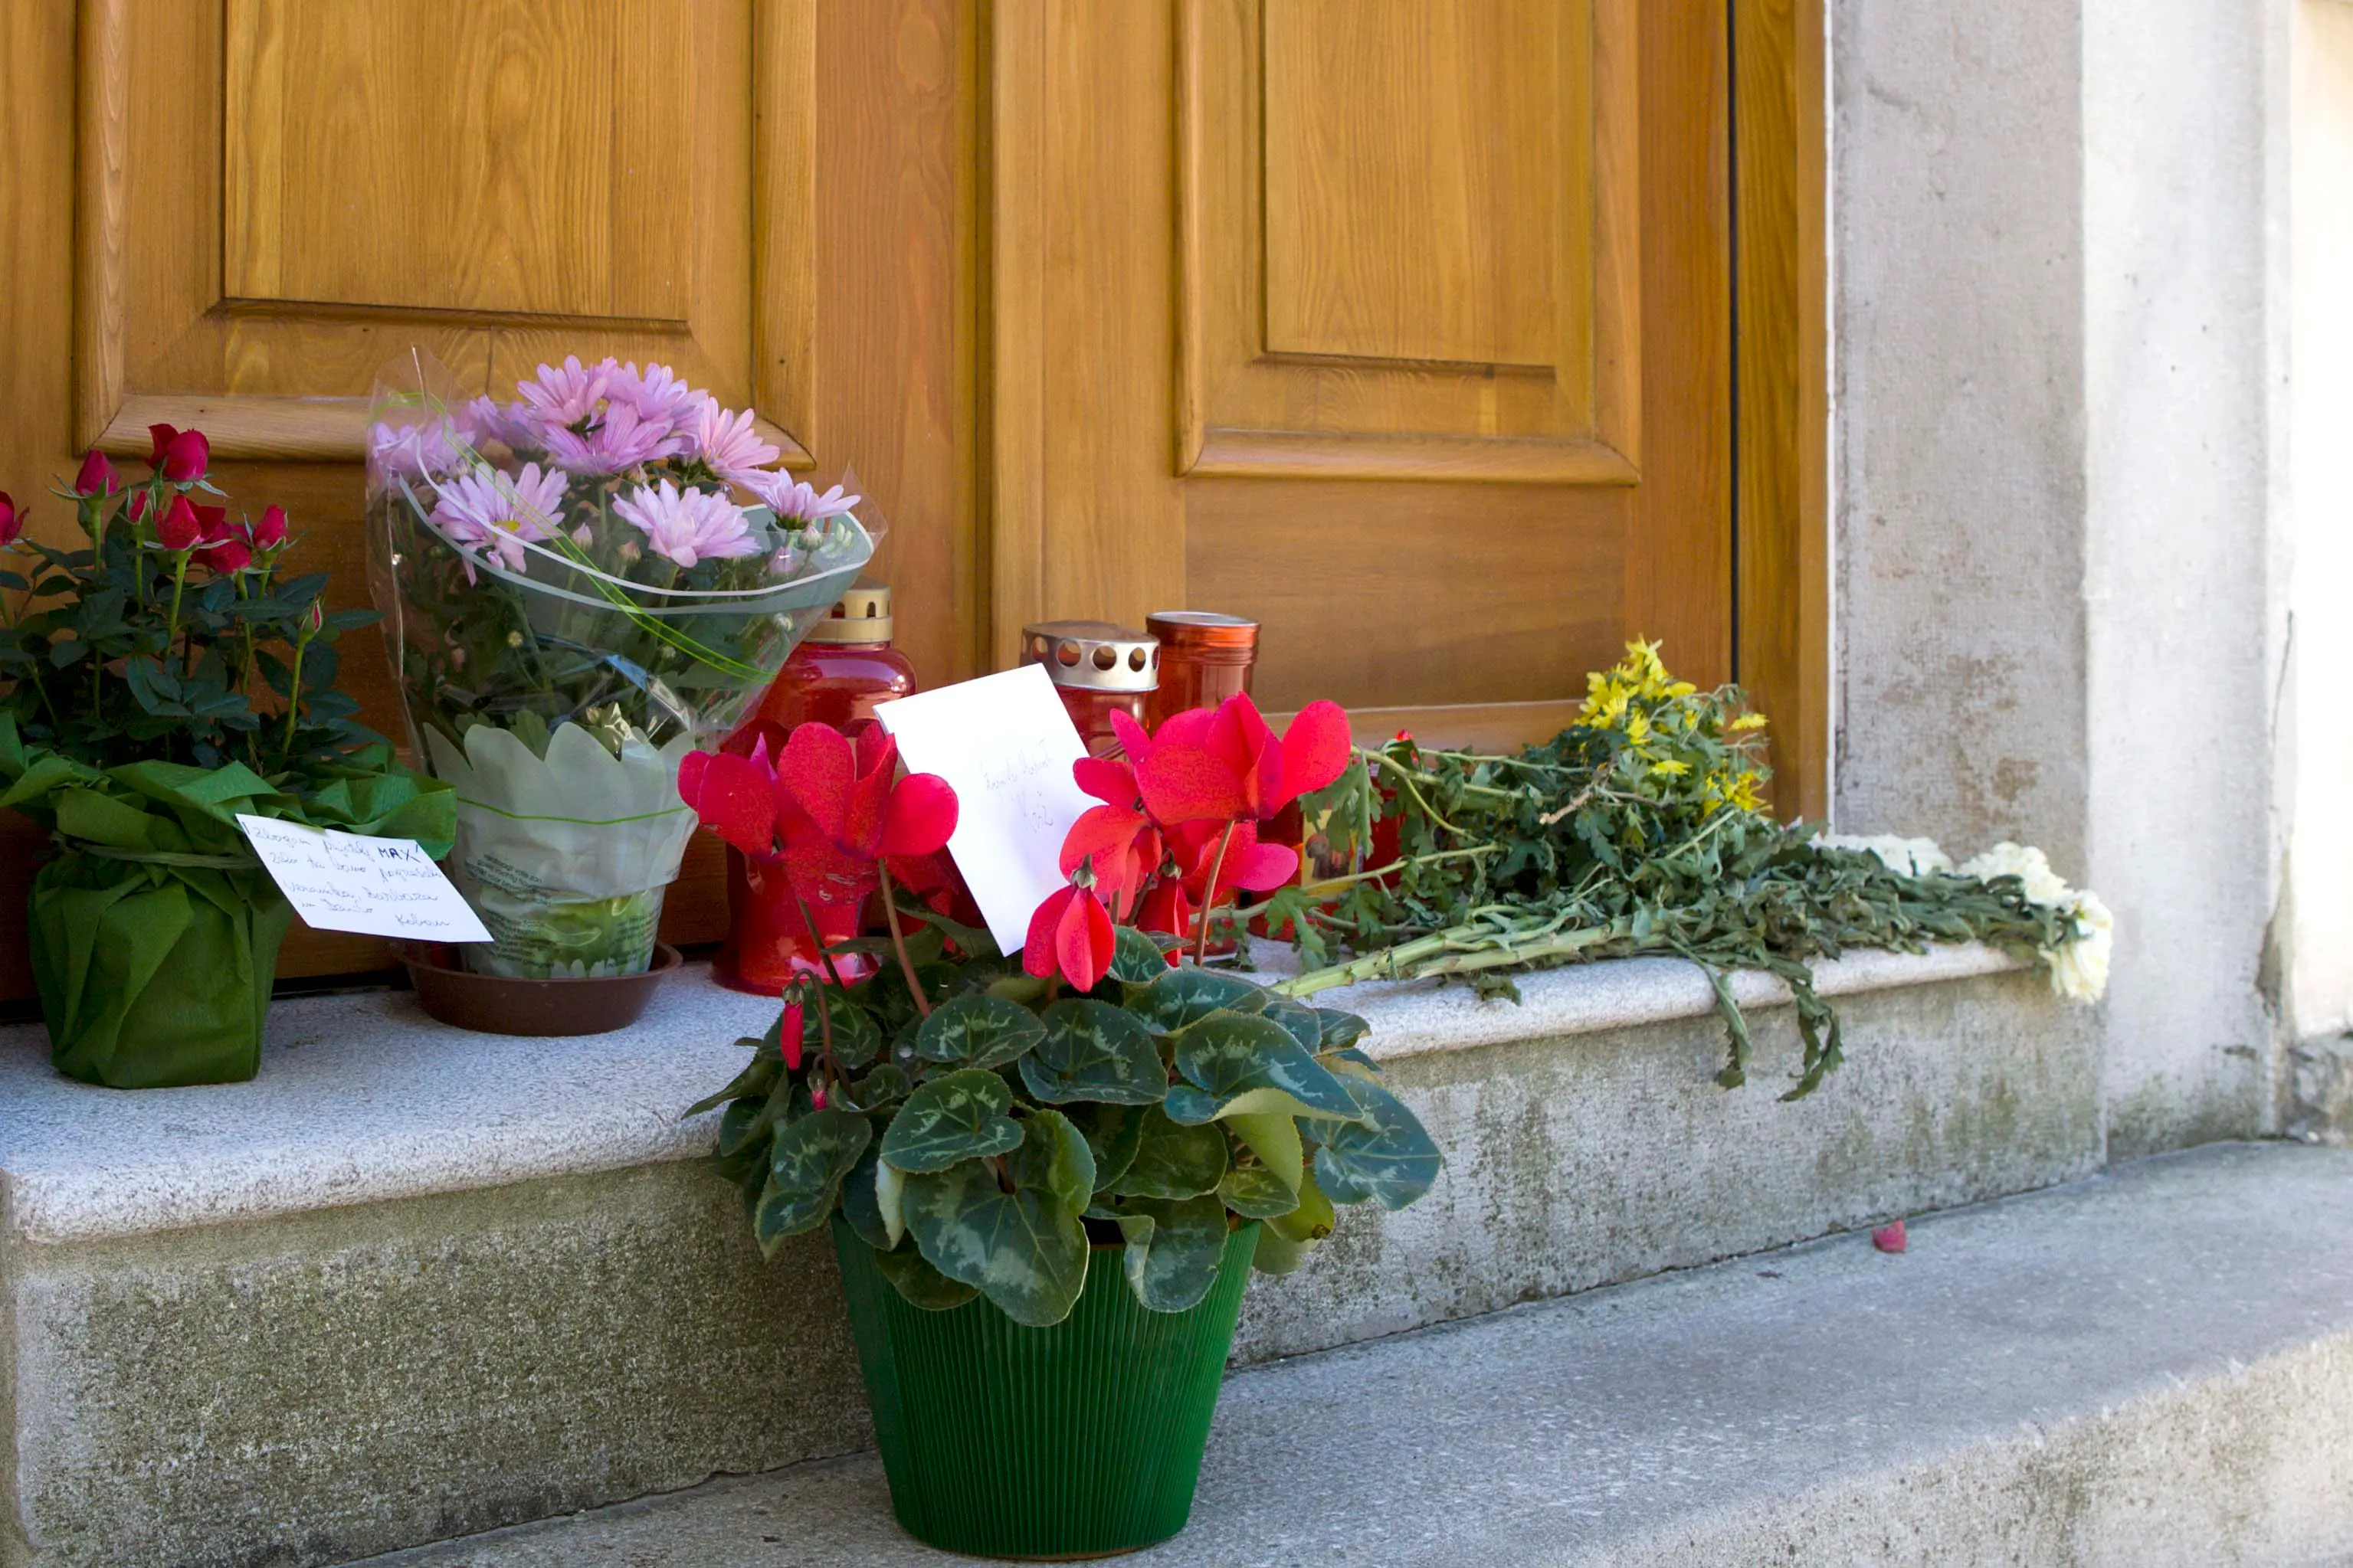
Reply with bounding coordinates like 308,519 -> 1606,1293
72,452 -> 120,497
1118,692 -> 1352,827
147,424 -> 210,483
1024,882 -> 1116,992
778,995 -> 805,1070
156,494 -> 202,551
1057,754 -> 1162,913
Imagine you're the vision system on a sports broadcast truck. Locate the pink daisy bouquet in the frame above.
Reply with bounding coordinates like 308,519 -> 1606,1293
364,349 -> 873,979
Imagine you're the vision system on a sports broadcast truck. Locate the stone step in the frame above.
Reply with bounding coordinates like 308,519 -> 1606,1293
358,1141 -> 2353,1568
0,944 -> 2089,1566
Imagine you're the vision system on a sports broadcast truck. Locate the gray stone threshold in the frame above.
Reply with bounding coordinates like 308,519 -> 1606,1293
0,943 -> 2017,1246
356,1141 -> 2353,1568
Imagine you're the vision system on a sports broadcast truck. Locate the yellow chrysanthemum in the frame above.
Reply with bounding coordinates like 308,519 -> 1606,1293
1649,757 -> 1691,777
1729,712 -> 1768,732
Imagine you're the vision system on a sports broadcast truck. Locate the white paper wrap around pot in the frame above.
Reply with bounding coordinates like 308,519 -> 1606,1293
424,722 -> 698,910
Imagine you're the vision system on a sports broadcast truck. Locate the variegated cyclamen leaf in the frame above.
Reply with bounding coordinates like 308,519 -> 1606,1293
1314,1007 -> 1371,1050
1313,1074 -> 1441,1210
916,994 -> 1047,1071
902,1110 -> 1094,1326
1108,925 -> 1175,983
1218,1159 -> 1303,1220
1079,1102 -> 1148,1194
1259,994 -> 1324,1054
1018,999 -> 1168,1105
880,1069 -> 1023,1174
1165,1010 -> 1358,1124
716,1097 -> 770,1160
754,1108 -> 873,1255
1223,1108 -> 1303,1194
821,997 -> 884,1069
841,1147 -> 893,1250
1115,1194 -> 1231,1312
1112,1104 -> 1229,1199
850,1062 -> 911,1110
875,1239 -> 978,1311
1126,966 -> 1267,1033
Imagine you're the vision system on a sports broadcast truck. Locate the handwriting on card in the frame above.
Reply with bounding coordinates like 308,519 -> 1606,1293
236,815 -> 492,943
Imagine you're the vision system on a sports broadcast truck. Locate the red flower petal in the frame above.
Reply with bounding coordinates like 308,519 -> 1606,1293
679,749 -> 779,858
1060,804 -> 1152,886
1055,885 -> 1115,991
881,772 -> 959,858
1137,879 -> 1192,943
1134,744 -> 1247,827
1272,699 -> 1352,812
837,730 -> 899,857
784,833 -> 879,910
160,427 -> 210,483
780,1000 -> 805,1070
1073,755 -> 1139,807
1226,837 -> 1300,892
778,722 -> 855,842
1024,885 -> 1077,979
1107,709 -> 1156,764
1873,1219 -> 1908,1254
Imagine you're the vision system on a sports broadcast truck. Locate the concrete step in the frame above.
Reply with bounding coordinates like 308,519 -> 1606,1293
359,1141 -> 2353,1568
0,945 -> 2089,1567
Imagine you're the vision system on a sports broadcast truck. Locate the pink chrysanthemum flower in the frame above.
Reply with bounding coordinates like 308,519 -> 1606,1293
604,360 -> 704,427
690,396 -> 782,480
741,471 -> 860,529
614,479 -> 761,568
514,355 -> 608,429
431,462 -> 568,574
463,395 -> 534,452
539,400 -> 680,476
369,418 -> 474,486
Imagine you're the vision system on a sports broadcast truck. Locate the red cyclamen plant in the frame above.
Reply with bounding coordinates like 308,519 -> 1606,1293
1032,692 -> 1352,988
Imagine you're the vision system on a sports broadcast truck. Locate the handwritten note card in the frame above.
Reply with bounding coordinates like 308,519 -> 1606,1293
236,815 -> 493,944
873,664 -> 1097,954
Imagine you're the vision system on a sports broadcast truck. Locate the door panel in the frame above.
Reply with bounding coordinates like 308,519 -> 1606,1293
1003,0 -> 1731,736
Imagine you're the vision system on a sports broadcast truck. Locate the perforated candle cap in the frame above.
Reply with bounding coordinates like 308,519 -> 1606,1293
1019,620 -> 1160,692
807,581 -> 893,643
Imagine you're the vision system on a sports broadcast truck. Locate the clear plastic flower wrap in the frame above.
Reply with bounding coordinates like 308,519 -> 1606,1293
364,349 -> 874,978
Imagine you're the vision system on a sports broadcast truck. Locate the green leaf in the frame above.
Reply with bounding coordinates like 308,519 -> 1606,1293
1315,1008 -> 1371,1049
1078,1102 -> 1148,1194
1259,994 -> 1324,1053
1267,1165 -> 1336,1244
901,903 -> 1001,960
1126,965 -> 1267,1033
1224,1108 -> 1303,1193
1251,1223 -> 1313,1276
1112,1104 -> 1229,1200
1108,925 -> 1175,983
878,1068 -> 1024,1174
840,1147 -> 893,1250
875,1157 -> 907,1248
849,1062 -> 911,1110
874,1240 -> 979,1311
716,1097 -> 772,1160
915,993 -> 1047,1071
1313,1075 -> 1441,1210
685,1049 -> 782,1120
1217,1159 -> 1302,1220
753,1108 -> 873,1255
1018,998 -> 1168,1105
902,1108 -> 1095,1326
821,997 -> 884,1070
1164,1010 -> 1360,1124
1114,1195 -> 1231,1312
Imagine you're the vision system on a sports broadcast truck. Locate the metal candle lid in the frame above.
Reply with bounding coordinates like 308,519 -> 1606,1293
1020,620 -> 1160,692
1145,610 -> 1258,662
806,581 -> 893,644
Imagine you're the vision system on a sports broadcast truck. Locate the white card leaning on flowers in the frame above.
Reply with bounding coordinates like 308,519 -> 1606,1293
873,663 -> 1097,956
235,815 -> 493,944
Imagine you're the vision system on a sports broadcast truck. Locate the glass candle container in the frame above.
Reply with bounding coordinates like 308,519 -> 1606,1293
716,582 -> 915,994
1020,620 -> 1158,758
1145,611 -> 1257,728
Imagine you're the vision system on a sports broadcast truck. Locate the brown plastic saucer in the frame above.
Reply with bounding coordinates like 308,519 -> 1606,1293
392,942 -> 683,1036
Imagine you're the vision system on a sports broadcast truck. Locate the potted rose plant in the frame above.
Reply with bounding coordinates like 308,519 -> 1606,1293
680,697 -> 1440,1559
0,430 -> 454,1087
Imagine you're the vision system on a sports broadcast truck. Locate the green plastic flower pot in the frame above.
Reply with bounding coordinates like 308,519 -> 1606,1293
831,1217 -> 1257,1560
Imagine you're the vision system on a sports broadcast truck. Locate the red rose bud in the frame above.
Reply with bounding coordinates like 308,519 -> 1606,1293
72,451 -> 120,497
0,493 -> 20,547
148,423 -> 210,482
193,503 -> 231,541
126,489 -> 149,524
300,598 -> 326,636
156,493 -> 202,551
253,503 -> 288,549
198,532 -> 253,573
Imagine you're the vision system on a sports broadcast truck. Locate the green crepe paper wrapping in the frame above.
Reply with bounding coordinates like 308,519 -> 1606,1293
0,719 -> 456,1089
422,721 -> 696,979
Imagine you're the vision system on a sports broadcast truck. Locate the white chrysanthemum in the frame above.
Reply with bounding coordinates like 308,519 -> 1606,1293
2046,889 -> 2113,1003
1956,842 -> 2072,905
1816,833 -> 1954,877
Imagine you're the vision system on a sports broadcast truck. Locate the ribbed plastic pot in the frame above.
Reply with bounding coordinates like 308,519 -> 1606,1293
831,1218 -> 1257,1560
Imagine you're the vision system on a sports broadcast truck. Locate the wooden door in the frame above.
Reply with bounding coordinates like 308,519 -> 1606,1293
992,0 -> 1732,744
